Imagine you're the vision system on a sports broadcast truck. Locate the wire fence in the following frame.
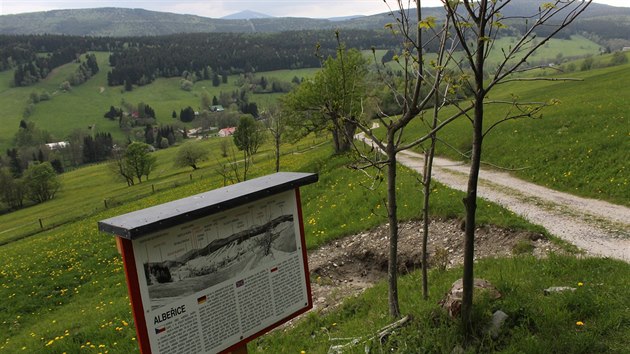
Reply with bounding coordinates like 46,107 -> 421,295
0,138 -> 328,246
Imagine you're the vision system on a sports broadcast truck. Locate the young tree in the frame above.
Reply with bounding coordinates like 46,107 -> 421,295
109,148 -> 135,186
282,44 -> 368,154
23,162 -> 61,203
201,92 -> 212,109
342,2 -> 470,317
174,141 -> 209,170
233,116 -> 265,181
124,142 -> 156,184
0,167 -> 25,209
441,0 -> 592,334
262,105 -> 287,172
6,148 -> 23,177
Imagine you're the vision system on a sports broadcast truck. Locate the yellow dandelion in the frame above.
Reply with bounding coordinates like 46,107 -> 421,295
577,282 -> 584,287
576,321 -> 584,326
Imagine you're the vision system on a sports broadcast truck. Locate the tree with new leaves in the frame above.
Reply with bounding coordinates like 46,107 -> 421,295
0,167 -> 25,209
439,0 -> 592,335
174,141 -> 209,170
345,2 -> 468,317
124,142 -> 156,184
233,116 -> 265,181
23,162 -> 61,203
109,147 -> 135,186
261,105 -> 287,172
282,43 -> 368,154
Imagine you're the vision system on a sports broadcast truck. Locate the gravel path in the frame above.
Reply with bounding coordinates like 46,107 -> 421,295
358,135 -> 630,261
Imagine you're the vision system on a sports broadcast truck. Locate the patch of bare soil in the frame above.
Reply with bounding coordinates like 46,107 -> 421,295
306,219 -> 564,314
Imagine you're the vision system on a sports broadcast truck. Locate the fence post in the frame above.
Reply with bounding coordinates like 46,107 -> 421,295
190,174 -> 193,181
39,218 -> 43,229
152,184 -> 155,193
104,199 -> 108,209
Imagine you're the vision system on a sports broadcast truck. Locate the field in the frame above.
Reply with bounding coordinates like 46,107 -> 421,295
1,38 -> 628,353
397,52 -> 629,206
0,132 -> 330,245
257,255 -> 630,353
0,52 -> 318,152
1,137 -> 628,353
0,125 -> 564,352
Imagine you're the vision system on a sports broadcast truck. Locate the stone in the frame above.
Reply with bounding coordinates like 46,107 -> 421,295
544,286 -> 576,295
439,278 -> 501,318
486,310 -> 509,339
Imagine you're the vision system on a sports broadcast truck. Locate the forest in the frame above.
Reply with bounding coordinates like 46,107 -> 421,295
0,30 -> 411,87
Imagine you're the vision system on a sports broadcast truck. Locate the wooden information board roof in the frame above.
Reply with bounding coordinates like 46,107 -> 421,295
98,172 -> 318,240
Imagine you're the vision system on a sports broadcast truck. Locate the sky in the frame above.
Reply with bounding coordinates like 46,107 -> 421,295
1,0 -> 628,19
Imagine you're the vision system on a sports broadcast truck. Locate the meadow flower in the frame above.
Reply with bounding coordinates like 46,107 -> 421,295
577,282 -> 584,286
576,321 -> 584,326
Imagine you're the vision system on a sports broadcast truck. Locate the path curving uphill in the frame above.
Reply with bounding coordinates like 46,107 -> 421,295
357,134 -> 630,262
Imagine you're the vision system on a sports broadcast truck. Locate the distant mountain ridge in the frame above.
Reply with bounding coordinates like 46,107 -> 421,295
0,3 -> 629,37
221,10 -> 274,20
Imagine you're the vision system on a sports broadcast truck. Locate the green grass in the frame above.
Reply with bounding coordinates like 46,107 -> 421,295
256,255 -> 630,353
397,55 -> 629,206
0,132 -> 331,245
379,35 -> 601,72
484,35 -> 602,66
0,53 -> 319,151
0,41 -> 626,353
0,133 -> 554,353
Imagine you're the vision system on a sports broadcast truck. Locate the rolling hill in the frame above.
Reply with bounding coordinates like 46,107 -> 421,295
0,2 -> 629,38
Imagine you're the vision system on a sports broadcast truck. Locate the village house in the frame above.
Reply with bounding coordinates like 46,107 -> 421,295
218,127 -> 236,137
45,141 -> 70,150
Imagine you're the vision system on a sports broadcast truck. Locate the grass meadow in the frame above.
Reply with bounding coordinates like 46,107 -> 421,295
1,138 -> 628,353
0,42 -> 628,353
0,52 -> 318,152
257,255 -> 630,353
0,132 -> 566,353
397,53 -> 629,206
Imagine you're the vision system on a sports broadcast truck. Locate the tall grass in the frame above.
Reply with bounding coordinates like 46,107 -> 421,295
401,56 -> 629,206
256,255 -> 630,353
0,134 -> 552,353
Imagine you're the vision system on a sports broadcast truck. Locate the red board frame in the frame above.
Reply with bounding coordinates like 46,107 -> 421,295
116,188 -> 312,354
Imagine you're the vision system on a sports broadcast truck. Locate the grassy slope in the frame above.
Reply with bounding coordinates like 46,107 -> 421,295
0,129 -> 334,245
257,255 -> 630,353
0,42 -> 626,352
0,136 -> 553,353
0,52 -> 318,151
403,55 -> 629,206
379,35 -> 602,72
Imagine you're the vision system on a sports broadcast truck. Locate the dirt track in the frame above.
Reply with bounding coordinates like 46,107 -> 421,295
356,134 -> 630,261
396,148 -> 630,261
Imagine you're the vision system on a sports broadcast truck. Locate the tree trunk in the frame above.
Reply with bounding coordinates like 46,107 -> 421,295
275,136 -> 281,172
386,144 -> 400,318
243,150 -> 249,181
332,118 -> 357,154
421,136 -> 437,300
461,1 -> 488,338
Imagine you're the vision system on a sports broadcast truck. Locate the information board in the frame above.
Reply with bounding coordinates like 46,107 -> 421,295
99,172 -> 317,354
